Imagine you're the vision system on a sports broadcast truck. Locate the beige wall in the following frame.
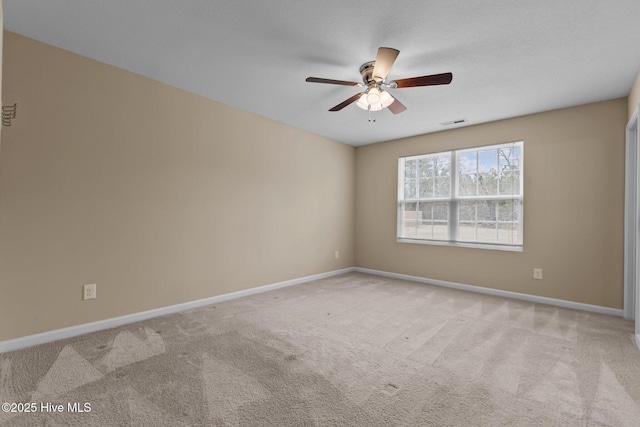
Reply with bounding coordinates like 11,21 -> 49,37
355,99 -> 627,308
630,68 -> 640,119
0,32 -> 355,341
0,2 -> 3,146
0,29 -> 630,343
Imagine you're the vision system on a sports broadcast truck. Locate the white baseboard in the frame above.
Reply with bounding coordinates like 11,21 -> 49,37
0,267 -> 356,354
636,334 -> 640,351
354,267 -> 625,317
2,266 -> 626,354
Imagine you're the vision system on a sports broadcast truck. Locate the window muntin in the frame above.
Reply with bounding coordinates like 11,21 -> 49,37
398,141 -> 523,250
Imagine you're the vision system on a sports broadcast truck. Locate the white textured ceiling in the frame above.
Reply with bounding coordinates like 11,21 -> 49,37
4,1 -> 640,146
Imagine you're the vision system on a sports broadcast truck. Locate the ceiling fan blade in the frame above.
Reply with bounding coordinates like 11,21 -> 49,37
387,95 -> 407,114
306,77 -> 361,86
372,47 -> 400,82
393,72 -> 453,88
329,93 -> 365,112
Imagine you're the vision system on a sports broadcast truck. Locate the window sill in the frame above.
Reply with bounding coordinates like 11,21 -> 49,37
397,237 -> 523,252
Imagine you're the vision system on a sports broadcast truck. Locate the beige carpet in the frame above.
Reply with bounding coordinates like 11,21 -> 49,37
1,272 -> 640,426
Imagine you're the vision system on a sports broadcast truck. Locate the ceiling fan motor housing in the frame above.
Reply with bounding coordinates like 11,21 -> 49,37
359,61 -> 377,85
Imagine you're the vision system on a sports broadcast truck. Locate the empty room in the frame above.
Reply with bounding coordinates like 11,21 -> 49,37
1,1 -> 640,426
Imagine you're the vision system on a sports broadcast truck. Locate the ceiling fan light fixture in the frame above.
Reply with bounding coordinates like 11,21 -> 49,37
356,94 -> 370,110
366,87 -> 381,105
380,90 -> 395,108
356,88 -> 395,111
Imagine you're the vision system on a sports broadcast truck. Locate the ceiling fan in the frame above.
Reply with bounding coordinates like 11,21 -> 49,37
306,47 -> 452,114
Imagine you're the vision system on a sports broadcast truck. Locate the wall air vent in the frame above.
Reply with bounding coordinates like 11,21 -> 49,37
2,104 -> 17,127
440,118 -> 467,126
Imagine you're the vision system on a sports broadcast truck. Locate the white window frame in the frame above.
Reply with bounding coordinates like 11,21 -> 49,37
397,141 -> 523,252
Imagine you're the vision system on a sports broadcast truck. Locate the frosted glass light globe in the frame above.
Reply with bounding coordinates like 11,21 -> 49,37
356,88 -> 395,111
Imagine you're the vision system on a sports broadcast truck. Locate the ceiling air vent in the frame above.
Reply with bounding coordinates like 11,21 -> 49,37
440,118 -> 467,126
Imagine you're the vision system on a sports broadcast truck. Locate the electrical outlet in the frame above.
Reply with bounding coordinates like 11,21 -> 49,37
335,251 -> 339,259
83,284 -> 97,300
533,268 -> 543,280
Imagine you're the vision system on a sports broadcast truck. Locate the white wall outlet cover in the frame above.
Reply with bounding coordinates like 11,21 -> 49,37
533,268 -> 543,280
83,284 -> 97,300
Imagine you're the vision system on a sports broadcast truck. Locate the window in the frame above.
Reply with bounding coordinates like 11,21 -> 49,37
398,141 -> 523,251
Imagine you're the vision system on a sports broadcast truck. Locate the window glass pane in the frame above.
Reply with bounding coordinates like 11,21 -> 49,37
398,202 -> 450,241
498,199 -> 518,222
432,202 -> 448,221
418,158 -> 433,178
498,223 -> 518,244
458,152 -> 477,175
404,179 -> 416,199
499,170 -> 520,195
477,200 -> 497,222
418,201 -> 431,218
419,202 -> 449,241
404,202 -> 427,239
459,222 -> 476,242
458,199 -> 520,245
478,173 -> 498,196
434,154 -> 451,177
499,146 -> 521,170
434,176 -> 450,197
478,149 -> 496,173
459,174 -> 477,196
402,202 -> 419,238
418,202 -> 432,239
419,178 -> 433,198
405,159 -> 417,179
433,223 -> 448,240
459,200 -> 476,221
459,201 -> 496,244
476,223 -> 498,243
514,146 -> 522,168
498,145 -> 521,195
405,202 -> 417,212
